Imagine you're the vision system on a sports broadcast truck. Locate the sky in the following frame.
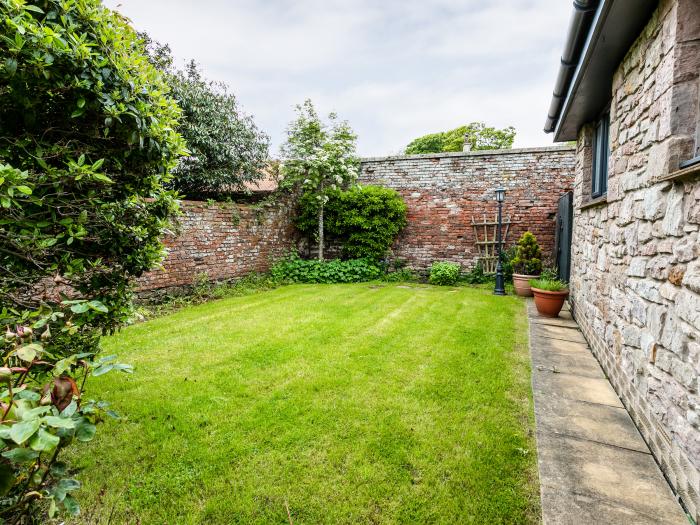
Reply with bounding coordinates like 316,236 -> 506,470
103,0 -> 572,157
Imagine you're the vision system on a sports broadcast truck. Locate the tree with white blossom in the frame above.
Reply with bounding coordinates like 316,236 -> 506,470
280,100 -> 359,260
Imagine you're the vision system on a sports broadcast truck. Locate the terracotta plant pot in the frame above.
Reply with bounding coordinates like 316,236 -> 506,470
532,288 -> 570,318
512,273 -> 540,297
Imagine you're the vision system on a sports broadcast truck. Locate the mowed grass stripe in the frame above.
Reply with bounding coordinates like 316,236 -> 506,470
68,284 -> 538,525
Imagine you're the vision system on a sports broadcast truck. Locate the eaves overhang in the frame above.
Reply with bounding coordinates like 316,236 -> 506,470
545,0 -> 659,142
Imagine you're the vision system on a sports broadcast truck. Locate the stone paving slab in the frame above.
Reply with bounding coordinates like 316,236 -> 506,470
527,299 -> 688,524
534,393 -> 648,452
531,324 -> 588,344
538,434 -> 686,524
532,368 -> 623,407
532,348 -> 605,379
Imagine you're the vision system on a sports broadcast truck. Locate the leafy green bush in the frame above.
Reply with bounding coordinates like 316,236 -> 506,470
405,122 -> 516,154
141,36 -> 270,199
463,262 -> 492,284
297,185 -> 408,260
500,246 -> 517,283
271,253 -> 382,284
429,262 -> 461,286
381,269 -> 418,283
511,232 -> 543,275
0,0 -> 185,520
529,279 -> 568,292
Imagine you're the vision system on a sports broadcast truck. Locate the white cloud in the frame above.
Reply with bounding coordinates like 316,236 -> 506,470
104,0 -> 571,156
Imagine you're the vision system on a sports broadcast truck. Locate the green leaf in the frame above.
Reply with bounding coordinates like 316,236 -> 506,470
70,302 -> 90,314
1,448 -> 39,463
22,405 -> 51,420
16,343 -> 42,362
0,463 -> 15,496
87,300 -> 108,312
10,419 -> 40,444
15,185 -> 32,195
70,108 -> 84,119
17,390 -> 40,402
75,421 -> 96,442
4,58 -> 17,76
63,494 -> 80,516
76,97 -> 85,109
92,173 -> 113,184
92,364 -> 113,376
29,428 -> 60,451
44,416 -> 76,429
61,400 -> 77,418
54,355 -> 78,376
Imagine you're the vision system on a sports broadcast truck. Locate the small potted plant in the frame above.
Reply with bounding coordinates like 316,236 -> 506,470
530,278 -> 570,317
511,232 -> 543,297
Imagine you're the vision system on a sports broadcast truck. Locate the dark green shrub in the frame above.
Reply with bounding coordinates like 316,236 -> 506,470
511,232 -> 543,275
501,246 -> 517,282
297,185 -> 408,260
429,262 -> 460,286
382,269 -> 418,283
463,262 -> 492,284
271,253 -> 382,284
529,278 -> 568,292
0,0 -> 185,520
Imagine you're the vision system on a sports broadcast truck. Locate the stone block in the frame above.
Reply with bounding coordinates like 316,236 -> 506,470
627,257 -> 648,277
642,184 -> 668,220
682,259 -> 700,294
675,288 -> 700,328
661,184 -> 685,236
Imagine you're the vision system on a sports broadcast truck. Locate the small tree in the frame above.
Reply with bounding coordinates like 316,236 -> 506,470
280,100 -> 359,260
405,122 -> 516,154
511,232 -> 543,276
141,35 -> 270,199
0,0 -> 185,520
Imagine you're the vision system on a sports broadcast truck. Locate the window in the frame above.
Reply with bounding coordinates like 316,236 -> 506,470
592,113 -> 610,198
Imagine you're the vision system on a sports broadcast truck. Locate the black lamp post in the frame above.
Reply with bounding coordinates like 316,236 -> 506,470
494,187 -> 506,296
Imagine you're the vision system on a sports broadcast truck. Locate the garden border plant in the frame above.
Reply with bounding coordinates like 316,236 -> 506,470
511,232 -> 543,297
0,0 -> 186,521
296,185 -> 408,261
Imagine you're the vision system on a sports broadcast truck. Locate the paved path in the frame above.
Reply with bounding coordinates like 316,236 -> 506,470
527,300 -> 688,524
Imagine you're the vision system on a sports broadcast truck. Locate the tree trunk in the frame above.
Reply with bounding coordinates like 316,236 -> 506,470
318,201 -> 324,261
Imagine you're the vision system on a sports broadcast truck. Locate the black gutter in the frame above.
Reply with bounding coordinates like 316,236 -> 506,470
544,0 -> 599,133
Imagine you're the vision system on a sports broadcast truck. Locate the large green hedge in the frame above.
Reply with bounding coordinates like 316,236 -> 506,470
0,0 -> 185,520
297,185 -> 408,260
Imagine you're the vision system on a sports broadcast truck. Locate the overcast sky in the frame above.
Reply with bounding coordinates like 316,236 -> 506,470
104,0 -> 571,157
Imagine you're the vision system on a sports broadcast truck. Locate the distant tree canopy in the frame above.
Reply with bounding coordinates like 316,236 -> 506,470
141,35 -> 270,199
405,122 -> 516,155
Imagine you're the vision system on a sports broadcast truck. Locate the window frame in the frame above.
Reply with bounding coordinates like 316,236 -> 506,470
591,111 -> 610,199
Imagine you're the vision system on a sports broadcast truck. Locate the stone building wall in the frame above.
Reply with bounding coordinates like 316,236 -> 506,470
137,199 -> 297,296
359,146 -> 576,270
569,0 -> 700,519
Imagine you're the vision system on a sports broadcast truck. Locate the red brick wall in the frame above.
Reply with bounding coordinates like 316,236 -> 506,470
138,146 -> 575,294
359,146 -> 576,270
137,199 -> 296,294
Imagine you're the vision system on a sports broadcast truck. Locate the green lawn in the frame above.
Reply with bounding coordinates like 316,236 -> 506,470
69,283 -> 539,524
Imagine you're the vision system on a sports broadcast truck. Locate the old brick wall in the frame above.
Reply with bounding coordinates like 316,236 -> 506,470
569,0 -> 700,518
137,199 -> 296,295
359,146 -> 576,270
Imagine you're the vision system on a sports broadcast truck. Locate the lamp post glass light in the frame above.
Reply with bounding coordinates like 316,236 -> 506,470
494,187 -> 506,295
